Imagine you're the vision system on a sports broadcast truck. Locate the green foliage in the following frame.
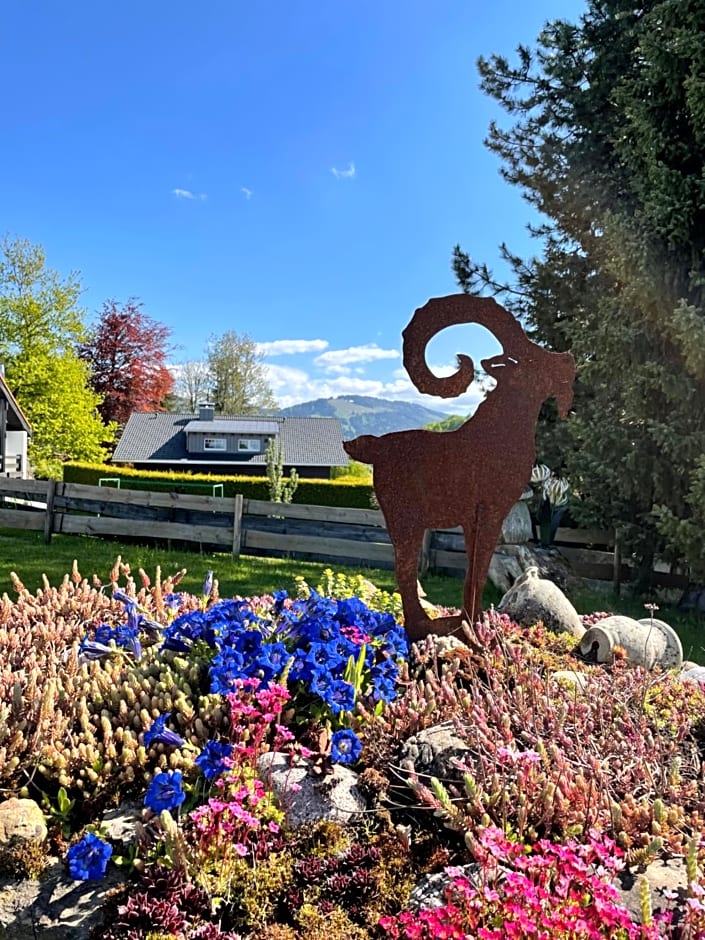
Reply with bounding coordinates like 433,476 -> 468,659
266,439 -> 299,503
206,330 -> 276,414
423,414 -> 466,432
0,237 -> 115,478
63,461 -> 375,508
0,236 -> 85,355
41,785 -> 75,838
331,459 -> 372,481
11,351 -> 115,478
454,1 -> 705,582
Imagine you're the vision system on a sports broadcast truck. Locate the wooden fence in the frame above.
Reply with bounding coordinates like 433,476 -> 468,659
0,478 -> 687,588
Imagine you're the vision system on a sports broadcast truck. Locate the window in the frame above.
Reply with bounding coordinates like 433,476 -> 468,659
238,438 -> 261,452
204,437 -> 227,451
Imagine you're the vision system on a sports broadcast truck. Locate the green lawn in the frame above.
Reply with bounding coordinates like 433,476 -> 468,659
0,528 -> 702,661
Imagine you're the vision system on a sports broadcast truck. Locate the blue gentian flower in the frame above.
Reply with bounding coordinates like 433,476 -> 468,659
78,638 -> 114,663
195,740 -> 234,781
258,642 -> 290,674
330,729 -> 362,765
307,668 -> 331,698
288,649 -> 313,682
202,570 -> 214,598
112,588 -> 135,607
273,590 -> 288,614
210,648 -> 247,693
144,770 -> 186,813
144,714 -> 185,748
66,832 -> 113,880
323,679 -> 356,715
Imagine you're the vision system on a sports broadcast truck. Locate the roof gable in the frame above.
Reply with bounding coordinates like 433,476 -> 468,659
112,412 -> 349,468
0,374 -> 31,434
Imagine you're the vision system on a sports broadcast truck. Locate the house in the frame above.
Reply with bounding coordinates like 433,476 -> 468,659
111,405 -> 349,478
0,372 -> 31,478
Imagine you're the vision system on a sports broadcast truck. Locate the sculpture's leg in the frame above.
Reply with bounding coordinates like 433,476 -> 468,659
392,530 -> 431,641
462,512 -> 502,624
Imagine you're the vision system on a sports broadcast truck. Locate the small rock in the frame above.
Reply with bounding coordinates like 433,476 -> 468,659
399,722 -> 469,780
257,752 -> 366,829
0,857 -> 125,940
100,800 -> 142,845
498,566 -> 585,638
0,799 -> 47,847
613,856 -> 687,926
551,670 -> 589,691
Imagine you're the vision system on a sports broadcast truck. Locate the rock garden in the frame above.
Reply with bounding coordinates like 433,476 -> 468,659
1,559 -> 705,939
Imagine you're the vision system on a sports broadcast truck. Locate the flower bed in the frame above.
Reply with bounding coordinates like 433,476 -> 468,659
1,562 -> 705,938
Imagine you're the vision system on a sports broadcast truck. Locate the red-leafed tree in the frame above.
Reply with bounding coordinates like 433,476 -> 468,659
79,299 -> 174,425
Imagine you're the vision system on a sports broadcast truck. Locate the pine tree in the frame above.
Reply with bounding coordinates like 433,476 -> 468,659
454,0 -> 705,582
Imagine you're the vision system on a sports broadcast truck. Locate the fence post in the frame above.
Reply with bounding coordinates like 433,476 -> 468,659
612,528 -> 621,595
232,494 -> 243,558
44,480 -> 57,544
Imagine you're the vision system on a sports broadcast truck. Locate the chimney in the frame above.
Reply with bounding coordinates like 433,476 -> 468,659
198,403 -> 215,422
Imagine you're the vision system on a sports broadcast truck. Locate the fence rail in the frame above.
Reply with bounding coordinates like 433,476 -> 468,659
0,479 -> 687,589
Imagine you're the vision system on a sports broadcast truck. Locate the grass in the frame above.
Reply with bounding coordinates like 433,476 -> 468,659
0,528 -> 702,661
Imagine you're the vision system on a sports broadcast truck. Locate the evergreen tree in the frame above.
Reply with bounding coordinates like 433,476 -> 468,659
454,0 -> 705,582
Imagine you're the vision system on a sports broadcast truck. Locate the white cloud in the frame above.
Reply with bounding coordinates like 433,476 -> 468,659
331,161 -> 356,180
172,188 -> 207,201
257,339 -> 329,357
264,363 -> 311,392
241,187 -> 253,199
267,363 -> 488,416
315,343 -> 399,373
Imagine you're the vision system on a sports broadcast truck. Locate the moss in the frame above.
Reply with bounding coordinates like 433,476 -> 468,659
0,839 -> 49,879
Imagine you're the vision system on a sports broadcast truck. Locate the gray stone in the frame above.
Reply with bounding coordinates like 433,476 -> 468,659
498,566 -> 585,638
0,857 -> 125,940
499,500 -> 533,544
489,545 -> 537,594
257,751 -> 366,828
399,721 -> 469,780
551,669 -> 589,691
613,856 -> 687,926
0,799 -> 47,847
100,800 -> 142,846
408,863 -> 484,911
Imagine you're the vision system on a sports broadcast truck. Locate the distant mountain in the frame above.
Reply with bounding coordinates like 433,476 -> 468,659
279,395 -> 448,439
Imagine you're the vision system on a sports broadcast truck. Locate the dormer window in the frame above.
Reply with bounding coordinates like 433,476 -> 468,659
204,437 -> 227,451
238,438 -> 261,453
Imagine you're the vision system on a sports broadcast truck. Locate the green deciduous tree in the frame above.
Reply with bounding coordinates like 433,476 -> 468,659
206,330 -> 276,414
11,351 -> 115,478
0,237 -> 114,477
454,0 -> 705,584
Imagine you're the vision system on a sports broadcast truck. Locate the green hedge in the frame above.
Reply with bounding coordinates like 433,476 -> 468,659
63,462 -> 376,510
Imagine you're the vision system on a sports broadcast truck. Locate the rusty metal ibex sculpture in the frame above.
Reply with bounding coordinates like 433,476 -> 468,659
343,294 -> 575,641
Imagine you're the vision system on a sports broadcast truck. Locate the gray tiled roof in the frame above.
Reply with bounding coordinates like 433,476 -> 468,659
183,419 -> 281,435
111,413 -> 349,468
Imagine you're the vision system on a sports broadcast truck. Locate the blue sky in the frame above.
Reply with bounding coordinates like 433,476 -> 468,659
1,0 -> 585,414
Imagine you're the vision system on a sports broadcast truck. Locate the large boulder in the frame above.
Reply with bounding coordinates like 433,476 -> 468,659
497,566 -> 585,638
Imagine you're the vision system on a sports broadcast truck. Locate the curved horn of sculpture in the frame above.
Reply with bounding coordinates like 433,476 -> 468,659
402,294 -> 529,398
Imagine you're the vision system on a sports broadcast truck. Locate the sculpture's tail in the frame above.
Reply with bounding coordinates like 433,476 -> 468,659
343,435 -> 380,464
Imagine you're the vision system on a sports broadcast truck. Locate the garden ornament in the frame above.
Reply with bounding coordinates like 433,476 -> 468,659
344,294 -> 575,641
